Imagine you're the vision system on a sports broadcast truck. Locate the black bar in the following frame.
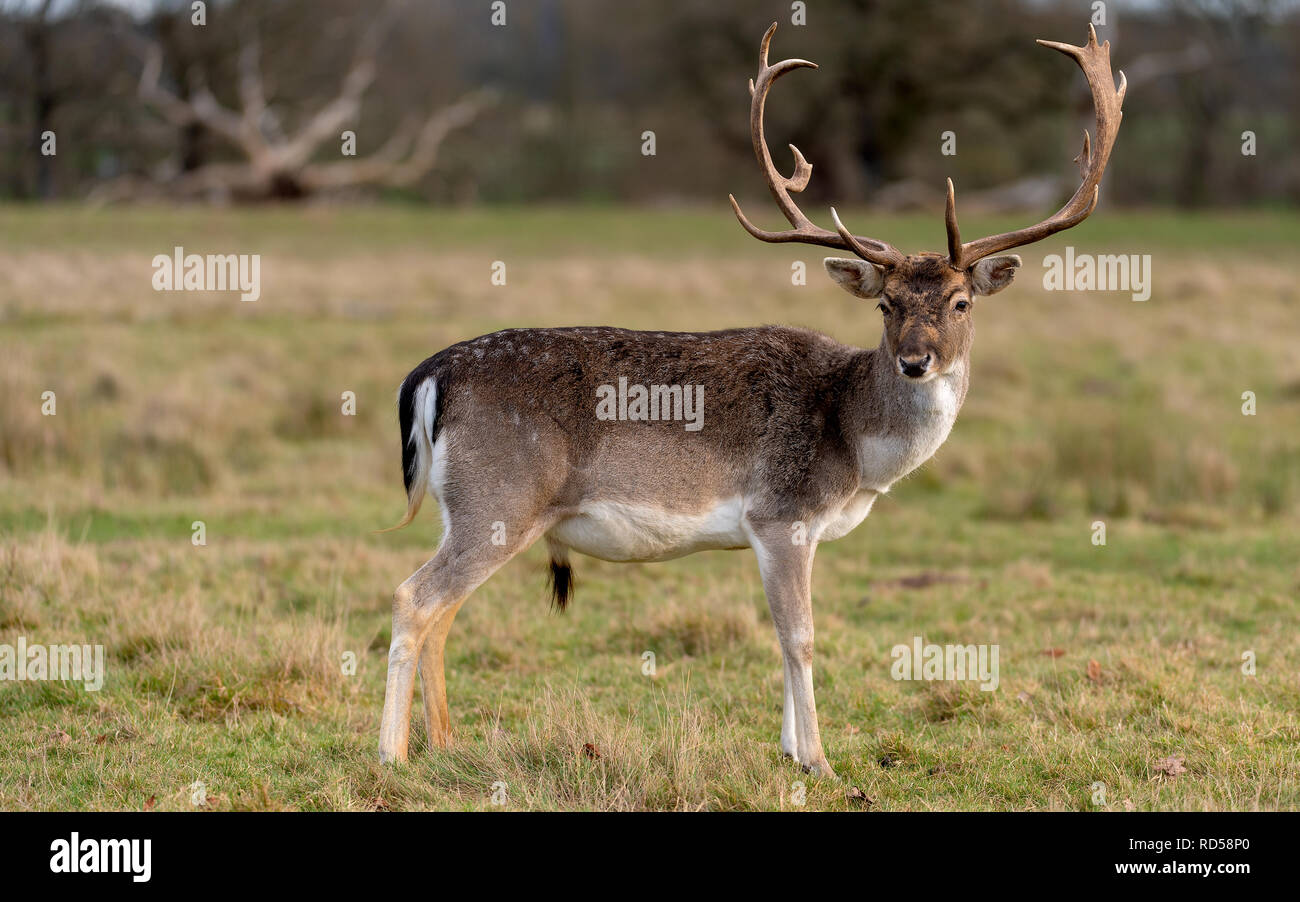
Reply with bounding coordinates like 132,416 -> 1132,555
1,811 -> 1283,890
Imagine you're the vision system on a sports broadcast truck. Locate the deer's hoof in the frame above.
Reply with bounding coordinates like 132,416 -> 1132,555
802,759 -> 838,781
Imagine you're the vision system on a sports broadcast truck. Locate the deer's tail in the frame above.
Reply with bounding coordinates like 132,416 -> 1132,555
546,538 -> 574,613
378,371 -> 439,532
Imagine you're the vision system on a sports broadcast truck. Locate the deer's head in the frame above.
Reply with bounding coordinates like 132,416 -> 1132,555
730,23 -> 1126,381
823,252 -> 1017,381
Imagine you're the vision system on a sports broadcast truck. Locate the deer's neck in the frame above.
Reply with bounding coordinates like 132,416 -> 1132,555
843,343 -> 969,493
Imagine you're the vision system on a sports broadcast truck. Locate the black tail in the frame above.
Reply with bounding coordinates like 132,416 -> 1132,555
378,365 -> 439,533
548,559 -> 574,613
398,373 -> 419,498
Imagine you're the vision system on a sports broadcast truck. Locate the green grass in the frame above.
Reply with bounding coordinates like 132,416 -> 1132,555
3,203 -> 1298,257
1,205 -> 1298,810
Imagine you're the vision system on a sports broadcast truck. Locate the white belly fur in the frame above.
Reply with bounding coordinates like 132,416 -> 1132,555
549,497 -> 749,562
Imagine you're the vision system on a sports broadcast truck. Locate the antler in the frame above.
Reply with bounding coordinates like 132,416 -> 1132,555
947,24 -> 1127,269
729,23 -> 903,268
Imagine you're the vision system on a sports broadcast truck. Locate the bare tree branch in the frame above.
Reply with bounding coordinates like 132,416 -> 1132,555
127,0 -> 486,201
302,90 -> 497,190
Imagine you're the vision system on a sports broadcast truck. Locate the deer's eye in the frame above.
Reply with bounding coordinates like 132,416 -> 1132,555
954,299 -> 970,312
877,302 -> 891,315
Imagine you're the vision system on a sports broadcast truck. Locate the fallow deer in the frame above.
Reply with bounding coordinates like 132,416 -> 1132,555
379,22 -> 1125,778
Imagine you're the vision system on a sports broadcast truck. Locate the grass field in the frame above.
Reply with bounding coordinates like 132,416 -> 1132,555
1,204 -> 1298,810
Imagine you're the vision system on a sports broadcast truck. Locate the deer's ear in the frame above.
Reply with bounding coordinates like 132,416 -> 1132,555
823,258 -> 885,299
970,255 -> 1022,296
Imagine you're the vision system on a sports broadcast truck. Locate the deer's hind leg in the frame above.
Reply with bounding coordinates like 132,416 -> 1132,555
379,512 -> 549,764
417,598 -> 464,751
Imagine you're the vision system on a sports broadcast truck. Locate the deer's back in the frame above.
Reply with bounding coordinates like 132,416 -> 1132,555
407,325 -> 865,522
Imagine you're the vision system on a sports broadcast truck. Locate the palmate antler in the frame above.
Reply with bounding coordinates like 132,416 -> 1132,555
728,23 -> 903,268
946,24 -> 1127,268
731,23 -> 1126,271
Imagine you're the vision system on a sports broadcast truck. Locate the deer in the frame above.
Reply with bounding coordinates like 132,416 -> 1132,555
379,22 -> 1124,778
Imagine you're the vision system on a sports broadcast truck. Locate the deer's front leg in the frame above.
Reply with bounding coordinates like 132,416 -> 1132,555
749,524 -> 835,779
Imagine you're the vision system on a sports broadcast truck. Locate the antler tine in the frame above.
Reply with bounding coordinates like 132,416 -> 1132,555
757,18 -> 776,68
830,208 -> 901,266
944,178 -> 961,263
730,22 -> 903,268
948,23 -> 1126,269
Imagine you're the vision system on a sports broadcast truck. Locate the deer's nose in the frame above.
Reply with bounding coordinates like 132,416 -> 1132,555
898,353 -> 932,379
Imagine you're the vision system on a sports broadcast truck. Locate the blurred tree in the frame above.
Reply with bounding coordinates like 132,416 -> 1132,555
1165,0 -> 1289,207
1,0 -> 110,198
103,0 -> 491,201
21,0 -> 57,198
659,0 -> 1074,207
0,0 -> 1293,207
